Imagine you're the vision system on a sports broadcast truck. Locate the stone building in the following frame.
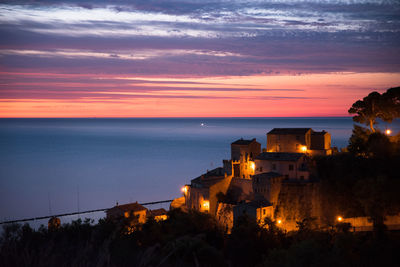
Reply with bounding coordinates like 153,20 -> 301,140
252,172 -> 284,206
230,138 -> 261,179
266,128 -> 331,155
184,167 -> 233,215
254,152 -> 310,180
147,208 -> 168,222
106,202 -> 147,224
179,127 -> 333,232
233,200 -> 274,225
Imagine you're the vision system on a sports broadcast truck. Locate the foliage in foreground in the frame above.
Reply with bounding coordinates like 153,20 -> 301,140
1,210 -> 400,267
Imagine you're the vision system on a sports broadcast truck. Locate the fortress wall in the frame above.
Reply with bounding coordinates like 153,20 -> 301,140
274,182 -> 321,231
209,175 -> 234,215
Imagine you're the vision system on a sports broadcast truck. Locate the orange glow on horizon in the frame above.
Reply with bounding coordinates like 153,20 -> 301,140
1,72 -> 399,118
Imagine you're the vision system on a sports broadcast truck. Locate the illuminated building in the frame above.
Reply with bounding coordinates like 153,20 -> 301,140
147,208 -> 168,221
230,138 -> 261,179
233,200 -> 274,225
254,152 -> 310,180
266,128 -> 332,156
106,202 -> 147,224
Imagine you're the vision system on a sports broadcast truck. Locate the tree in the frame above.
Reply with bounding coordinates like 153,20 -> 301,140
348,87 -> 400,132
381,86 -> 400,121
348,124 -> 371,156
348,91 -> 382,132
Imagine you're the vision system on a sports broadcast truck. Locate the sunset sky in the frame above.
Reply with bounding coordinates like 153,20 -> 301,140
1,0 -> 399,117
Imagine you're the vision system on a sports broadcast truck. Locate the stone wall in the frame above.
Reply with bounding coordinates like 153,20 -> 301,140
216,203 -> 234,233
209,175 -> 234,215
274,181 -> 321,231
228,178 -> 254,201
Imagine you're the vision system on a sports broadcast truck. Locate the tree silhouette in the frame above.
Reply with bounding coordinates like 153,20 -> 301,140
348,87 -> 400,132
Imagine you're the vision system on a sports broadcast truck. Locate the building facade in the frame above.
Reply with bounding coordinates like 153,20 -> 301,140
254,152 -> 310,180
266,128 -> 331,155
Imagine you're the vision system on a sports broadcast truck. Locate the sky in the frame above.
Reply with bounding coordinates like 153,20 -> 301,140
0,0 -> 399,117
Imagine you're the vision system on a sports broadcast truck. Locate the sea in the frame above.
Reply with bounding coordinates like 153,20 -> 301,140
1,117 -> 398,228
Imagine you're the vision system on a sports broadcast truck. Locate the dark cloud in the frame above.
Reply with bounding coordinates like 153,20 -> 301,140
0,0 -> 399,76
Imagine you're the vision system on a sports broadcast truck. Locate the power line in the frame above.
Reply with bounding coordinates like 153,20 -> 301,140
0,199 -> 174,225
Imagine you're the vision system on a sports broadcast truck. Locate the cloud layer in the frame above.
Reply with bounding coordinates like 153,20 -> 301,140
0,0 -> 399,116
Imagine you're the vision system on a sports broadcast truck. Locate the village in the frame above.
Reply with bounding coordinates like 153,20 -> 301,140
102,127 -> 400,233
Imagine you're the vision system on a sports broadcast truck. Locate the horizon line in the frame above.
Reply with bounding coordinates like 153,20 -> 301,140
0,116 -> 353,119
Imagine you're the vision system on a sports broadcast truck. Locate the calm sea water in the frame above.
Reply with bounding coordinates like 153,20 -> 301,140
1,117 -> 398,226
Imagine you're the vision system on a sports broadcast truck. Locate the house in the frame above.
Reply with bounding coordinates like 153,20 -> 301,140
184,167 -> 233,215
233,200 -> 274,225
254,152 -> 310,180
230,138 -> 261,179
266,128 -> 331,155
147,208 -> 168,221
106,202 -> 147,224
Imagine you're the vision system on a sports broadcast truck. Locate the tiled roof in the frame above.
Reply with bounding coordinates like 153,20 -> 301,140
191,167 -> 226,187
255,152 -> 304,161
267,128 -> 312,135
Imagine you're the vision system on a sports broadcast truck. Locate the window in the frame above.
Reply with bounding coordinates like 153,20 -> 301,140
285,175 -> 289,179
296,135 -> 300,141
272,164 -> 276,170
260,167 -> 263,172
296,144 -> 299,149
289,164 -> 294,171
300,176 -> 304,180
263,209 -> 266,215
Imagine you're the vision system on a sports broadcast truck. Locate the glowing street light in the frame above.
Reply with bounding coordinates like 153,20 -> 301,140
300,146 -> 307,153
202,200 -> 210,211
385,129 -> 392,135
277,219 -> 282,224
181,186 -> 188,195
337,216 -> 343,222
250,162 -> 255,171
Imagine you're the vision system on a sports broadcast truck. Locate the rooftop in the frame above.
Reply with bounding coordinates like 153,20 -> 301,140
231,138 -> 257,145
255,152 -> 304,161
267,128 -> 312,135
191,167 -> 226,187
110,202 -> 147,212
